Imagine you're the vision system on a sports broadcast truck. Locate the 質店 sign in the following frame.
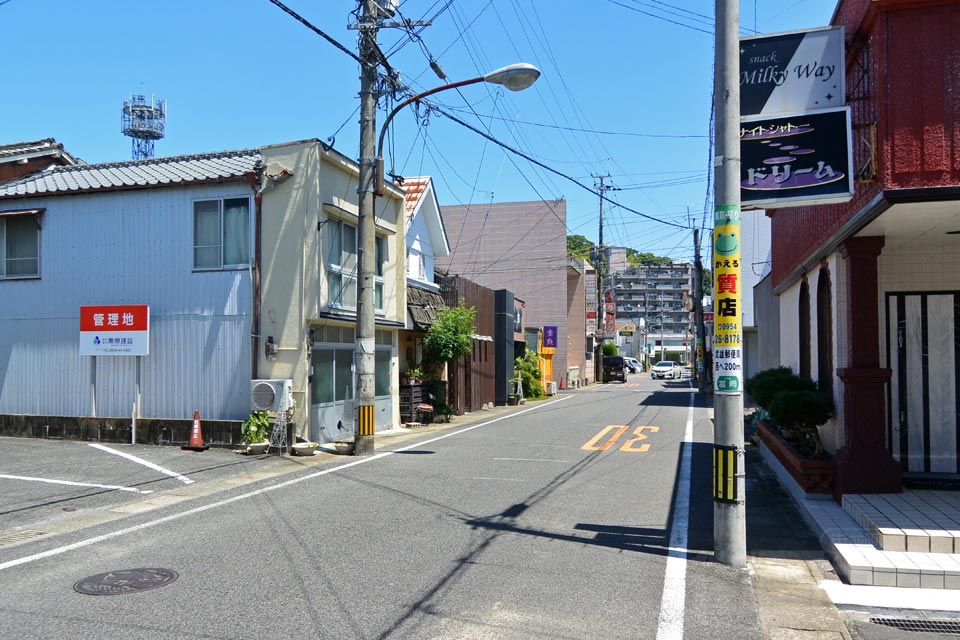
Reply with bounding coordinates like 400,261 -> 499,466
80,305 -> 150,356
740,26 -> 845,117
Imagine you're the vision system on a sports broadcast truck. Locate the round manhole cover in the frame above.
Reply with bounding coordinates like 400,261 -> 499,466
74,568 -> 178,596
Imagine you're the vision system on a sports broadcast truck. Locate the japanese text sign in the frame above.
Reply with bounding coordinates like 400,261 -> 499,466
80,304 -> 150,356
713,207 -> 742,394
543,326 -> 558,349
740,107 -> 854,209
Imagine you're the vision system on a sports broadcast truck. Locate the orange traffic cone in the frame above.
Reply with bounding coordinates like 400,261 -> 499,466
181,409 -> 210,452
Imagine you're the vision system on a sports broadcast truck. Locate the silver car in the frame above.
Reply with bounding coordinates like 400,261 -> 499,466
623,357 -> 642,373
650,361 -> 682,380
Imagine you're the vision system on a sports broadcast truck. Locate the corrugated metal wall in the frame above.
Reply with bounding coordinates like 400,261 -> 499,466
0,184 -> 253,420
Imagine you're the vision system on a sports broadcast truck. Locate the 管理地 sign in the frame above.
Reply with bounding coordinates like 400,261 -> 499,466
80,304 -> 150,356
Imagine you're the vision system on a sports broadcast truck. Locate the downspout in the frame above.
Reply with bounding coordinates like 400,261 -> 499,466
244,168 -> 264,381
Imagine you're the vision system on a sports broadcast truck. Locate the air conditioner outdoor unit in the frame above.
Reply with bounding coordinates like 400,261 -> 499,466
250,379 -> 294,413
545,381 -> 557,396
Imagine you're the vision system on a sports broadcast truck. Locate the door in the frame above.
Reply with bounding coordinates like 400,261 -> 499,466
887,293 -> 960,474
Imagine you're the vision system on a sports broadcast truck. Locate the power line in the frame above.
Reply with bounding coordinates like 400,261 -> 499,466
265,0 -> 360,63
427,101 -> 689,230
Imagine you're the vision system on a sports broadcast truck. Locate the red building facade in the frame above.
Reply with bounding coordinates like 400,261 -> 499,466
768,0 -> 960,497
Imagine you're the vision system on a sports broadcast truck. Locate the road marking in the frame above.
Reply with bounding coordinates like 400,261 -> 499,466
655,391 -> 695,640
581,425 -> 629,450
0,474 -> 153,495
621,426 -> 660,452
0,395 -> 572,572
87,443 -> 194,485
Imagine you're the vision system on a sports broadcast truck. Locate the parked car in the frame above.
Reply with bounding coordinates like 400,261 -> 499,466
623,357 -> 642,373
602,355 -> 627,383
651,360 -> 682,380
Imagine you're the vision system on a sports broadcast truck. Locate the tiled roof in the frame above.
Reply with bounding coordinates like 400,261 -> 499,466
402,176 -> 430,216
0,149 -> 260,198
0,138 -> 64,160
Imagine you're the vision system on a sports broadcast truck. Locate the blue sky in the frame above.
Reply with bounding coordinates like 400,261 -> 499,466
2,0 -> 837,262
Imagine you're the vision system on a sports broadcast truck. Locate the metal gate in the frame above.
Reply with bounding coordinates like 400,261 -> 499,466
886,292 -> 960,474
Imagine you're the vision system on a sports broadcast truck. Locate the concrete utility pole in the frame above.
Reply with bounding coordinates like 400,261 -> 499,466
713,0 -> 746,567
355,0 -> 379,454
693,228 -> 707,392
595,175 -> 609,379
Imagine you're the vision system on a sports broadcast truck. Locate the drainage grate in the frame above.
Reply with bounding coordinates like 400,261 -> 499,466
74,568 -> 178,596
0,530 -> 49,547
870,617 -> 960,635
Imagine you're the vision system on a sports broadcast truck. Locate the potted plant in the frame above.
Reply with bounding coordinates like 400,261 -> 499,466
403,366 -> 423,385
240,411 -> 271,455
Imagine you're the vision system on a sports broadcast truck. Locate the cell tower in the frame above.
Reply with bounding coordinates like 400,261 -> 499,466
121,93 -> 166,160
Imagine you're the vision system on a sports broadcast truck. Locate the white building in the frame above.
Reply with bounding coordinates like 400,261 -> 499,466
0,139 -> 407,443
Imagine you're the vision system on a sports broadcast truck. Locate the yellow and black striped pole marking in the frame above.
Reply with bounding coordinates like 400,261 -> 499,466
357,404 -> 375,437
713,445 -> 738,503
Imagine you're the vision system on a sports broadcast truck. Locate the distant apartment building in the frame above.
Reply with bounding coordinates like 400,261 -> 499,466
604,261 -> 694,362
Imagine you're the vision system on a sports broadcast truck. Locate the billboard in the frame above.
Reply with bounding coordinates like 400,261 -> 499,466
740,26 -> 844,117
740,107 -> 853,209
80,304 -> 150,356
603,291 -> 616,338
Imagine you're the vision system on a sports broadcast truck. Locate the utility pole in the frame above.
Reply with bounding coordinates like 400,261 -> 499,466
355,0 -> 379,454
713,0 -> 746,567
594,175 -> 617,379
693,228 -> 707,392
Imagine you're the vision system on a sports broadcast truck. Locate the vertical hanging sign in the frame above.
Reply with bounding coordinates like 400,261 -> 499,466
713,206 -> 742,394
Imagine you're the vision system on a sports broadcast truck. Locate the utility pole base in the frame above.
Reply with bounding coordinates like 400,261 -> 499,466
354,435 -> 374,455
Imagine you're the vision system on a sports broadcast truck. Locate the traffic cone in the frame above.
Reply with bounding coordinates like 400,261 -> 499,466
181,409 -> 210,452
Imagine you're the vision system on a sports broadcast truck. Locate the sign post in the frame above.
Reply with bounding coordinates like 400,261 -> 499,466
80,304 -> 150,423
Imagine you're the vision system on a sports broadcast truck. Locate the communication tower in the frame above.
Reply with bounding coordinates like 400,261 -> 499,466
121,93 -> 166,160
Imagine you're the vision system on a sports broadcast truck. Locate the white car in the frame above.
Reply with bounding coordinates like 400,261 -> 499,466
650,361 -> 682,380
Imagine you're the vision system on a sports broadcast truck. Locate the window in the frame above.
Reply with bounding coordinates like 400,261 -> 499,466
325,219 -> 385,312
0,214 -> 40,278
817,268 -> 834,399
193,197 -> 250,269
799,280 -> 811,380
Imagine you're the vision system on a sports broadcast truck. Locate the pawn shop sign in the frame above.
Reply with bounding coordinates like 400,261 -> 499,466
80,305 -> 150,356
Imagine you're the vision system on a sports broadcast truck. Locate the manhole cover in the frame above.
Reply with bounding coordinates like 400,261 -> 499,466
74,568 -> 178,596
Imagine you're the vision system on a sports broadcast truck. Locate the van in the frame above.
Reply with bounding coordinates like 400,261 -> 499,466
602,355 -> 627,383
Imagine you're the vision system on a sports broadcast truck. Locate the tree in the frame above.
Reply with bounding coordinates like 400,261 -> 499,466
626,249 -> 671,267
567,234 -> 595,265
423,301 -> 476,367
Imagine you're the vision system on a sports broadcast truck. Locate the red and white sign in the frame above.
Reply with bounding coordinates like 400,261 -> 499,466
80,305 -> 150,356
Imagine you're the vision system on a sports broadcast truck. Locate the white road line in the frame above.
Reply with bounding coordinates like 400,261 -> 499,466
0,474 -> 153,495
492,458 -> 570,463
87,443 -> 194,485
655,390 -> 695,640
0,395 -> 572,572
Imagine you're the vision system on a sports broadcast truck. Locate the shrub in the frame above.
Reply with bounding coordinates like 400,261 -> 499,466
513,348 -> 544,399
744,366 -> 815,412
601,342 -> 618,356
767,389 -> 834,457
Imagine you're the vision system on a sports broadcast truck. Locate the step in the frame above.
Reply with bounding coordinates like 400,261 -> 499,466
842,492 -> 960,554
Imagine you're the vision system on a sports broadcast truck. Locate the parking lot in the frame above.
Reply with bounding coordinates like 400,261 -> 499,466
0,437 -> 299,535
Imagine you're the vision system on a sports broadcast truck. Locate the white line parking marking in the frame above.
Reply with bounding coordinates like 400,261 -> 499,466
0,474 -> 153,495
655,389 -> 695,640
87,443 -> 194,485
0,396 -> 572,572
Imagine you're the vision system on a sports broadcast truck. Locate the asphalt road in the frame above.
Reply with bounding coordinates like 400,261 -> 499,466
0,373 -> 765,639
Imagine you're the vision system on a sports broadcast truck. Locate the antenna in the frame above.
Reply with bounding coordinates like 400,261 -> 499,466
121,92 -> 166,160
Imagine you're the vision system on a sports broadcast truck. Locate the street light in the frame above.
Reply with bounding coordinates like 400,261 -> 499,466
375,63 -> 541,194
354,61 -> 540,455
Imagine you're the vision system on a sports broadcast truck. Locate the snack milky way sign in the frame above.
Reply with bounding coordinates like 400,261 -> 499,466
740,107 -> 853,209
740,26 -> 844,117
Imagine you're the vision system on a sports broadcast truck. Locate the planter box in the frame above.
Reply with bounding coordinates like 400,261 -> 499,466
756,419 -> 833,495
